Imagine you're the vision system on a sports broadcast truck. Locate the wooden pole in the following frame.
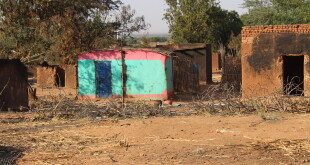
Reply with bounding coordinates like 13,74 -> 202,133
121,50 -> 126,108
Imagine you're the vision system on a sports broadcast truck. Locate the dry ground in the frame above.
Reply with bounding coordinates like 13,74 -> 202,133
0,71 -> 308,164
0,113 -> 309,165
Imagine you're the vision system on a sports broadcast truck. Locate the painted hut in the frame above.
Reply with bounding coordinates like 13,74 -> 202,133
0,59 -> 28,111
78,50 -> 173,100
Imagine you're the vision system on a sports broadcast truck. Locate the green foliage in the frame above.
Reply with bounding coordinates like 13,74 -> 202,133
0,0 -> 122,64
241,0 -> 310,26
272,0 -> 310,24
227,34 -> 241,57
126,36 -> 168,47
164,0 -> 243,50
240,0 -> 274,25
139,35 -> 150,46
126,37 -> 139,45
0,32 -> 15,58
149,37 -> 168,42
0,1 -> 148,64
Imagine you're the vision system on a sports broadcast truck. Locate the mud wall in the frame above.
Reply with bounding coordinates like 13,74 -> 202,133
64,65 -> 77,88
37,67 -> 57,87
0,59 -> 28,111
212,53 -> 222,72
242,24 -> 310,97
37,65 -> 77,88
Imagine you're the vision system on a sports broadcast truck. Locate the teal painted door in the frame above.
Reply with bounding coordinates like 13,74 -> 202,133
95,61 -> 112,98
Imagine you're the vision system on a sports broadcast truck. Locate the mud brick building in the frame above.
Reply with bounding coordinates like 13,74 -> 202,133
37,65 -> 77,88
37,66 -> 64,87
242,24 -> 310,97
0,59 -> 28,111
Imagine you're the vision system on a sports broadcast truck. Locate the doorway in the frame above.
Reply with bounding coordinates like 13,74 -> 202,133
56,67 -> 65,87
283,55 -> 304,96
95,61 -> 112,98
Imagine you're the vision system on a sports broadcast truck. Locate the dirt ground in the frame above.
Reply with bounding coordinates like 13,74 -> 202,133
0,71 -> 308,164
0,113 -> 309,165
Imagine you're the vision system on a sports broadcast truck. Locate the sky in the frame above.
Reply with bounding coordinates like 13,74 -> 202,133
121,0 -> 247,34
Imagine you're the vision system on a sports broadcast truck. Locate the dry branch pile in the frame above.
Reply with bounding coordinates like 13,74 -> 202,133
190,85 -> 310,115
31,97 -> 174,121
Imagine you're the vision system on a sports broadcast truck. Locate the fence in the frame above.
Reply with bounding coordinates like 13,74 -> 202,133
173,56 -> 199,93
221,56 -> 242,91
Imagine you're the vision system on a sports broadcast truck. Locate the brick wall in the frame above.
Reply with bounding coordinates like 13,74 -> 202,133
242,24 -> 310,38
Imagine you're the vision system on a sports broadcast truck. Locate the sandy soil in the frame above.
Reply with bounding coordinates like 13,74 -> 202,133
1,113 -> 309,165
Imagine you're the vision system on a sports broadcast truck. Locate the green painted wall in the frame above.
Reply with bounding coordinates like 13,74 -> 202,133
125,60 -> 166,95
78,59 -> 168,96
78,60 -> 96,95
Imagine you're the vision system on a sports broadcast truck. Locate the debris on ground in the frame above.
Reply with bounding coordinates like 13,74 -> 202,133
0,146 -> 24,165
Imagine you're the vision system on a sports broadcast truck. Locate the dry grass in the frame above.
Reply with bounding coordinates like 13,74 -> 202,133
0,120 -> 131,163
190,83 -> 310,117
29,96 -> 174,121
252,139 -> 310,162
29,82 -> 310,123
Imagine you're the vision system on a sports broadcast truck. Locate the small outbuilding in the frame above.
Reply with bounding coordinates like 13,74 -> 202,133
152,43 -> 213,84
37,64 -> 77,88
37,65 -> 65,87
170,44 -> 212,84
242,24 -> 310,97
0,59 -> 28,111
78,50 -> 174,100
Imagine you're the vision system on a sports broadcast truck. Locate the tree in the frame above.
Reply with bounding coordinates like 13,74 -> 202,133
115,5 -> 150,46
139,35 -> 150,46
125,37 -> 138,45
0,0 -> 123,64
241,0 -> 310,26
113,5 -> 150,107
164,0 -> 243,50
240,0 -> 274,25
272,0 -> 310,24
